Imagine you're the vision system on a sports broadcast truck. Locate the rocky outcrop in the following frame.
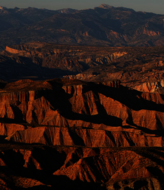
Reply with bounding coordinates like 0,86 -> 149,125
5,46 -> 30,56
133,80 -> 164,93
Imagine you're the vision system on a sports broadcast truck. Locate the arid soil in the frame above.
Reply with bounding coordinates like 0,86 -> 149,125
0,78 -> 163,189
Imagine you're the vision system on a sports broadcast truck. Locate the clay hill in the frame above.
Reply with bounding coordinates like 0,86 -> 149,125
0,78 -> 163,189
1,4 -> 164,50
1,43 -> 164,95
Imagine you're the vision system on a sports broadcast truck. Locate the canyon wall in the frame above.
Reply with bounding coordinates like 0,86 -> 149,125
0,79 -> 163,189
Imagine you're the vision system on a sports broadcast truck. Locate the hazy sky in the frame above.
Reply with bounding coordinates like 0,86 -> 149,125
0,0 -> 164,14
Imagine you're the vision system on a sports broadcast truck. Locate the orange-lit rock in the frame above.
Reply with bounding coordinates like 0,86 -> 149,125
0,79 -> 163,189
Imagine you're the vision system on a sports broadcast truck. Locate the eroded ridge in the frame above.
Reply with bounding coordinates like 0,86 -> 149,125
0,78 -> 163,189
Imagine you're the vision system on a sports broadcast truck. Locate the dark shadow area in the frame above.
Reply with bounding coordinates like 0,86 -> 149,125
0,139 -> 163,189
0,117 -> 28,128
10,105 -> 24,123
137,148 -> 164,167
146,167 -> 164,189
112,177 -> 155,190
68,128 -> 85,146
0,118 -> 23,124
0,145 -> 106,190
0,57 -> 77,82
113,182 -> 121,190
0,81 -> 7,89
31,147 -> 66,173
0,151 -> 25,169
17,175 -> 106,190
126,123 -> 164,137
48,80 -> 164,112
38,81 -> 164,133
133,148 -> 164,189
87,83 -> 164,112
43,81 -> 123,126
65,152 -> 80,167
0,146 -> 67,179
133,179 -> 148,189
0,136 -> 8,143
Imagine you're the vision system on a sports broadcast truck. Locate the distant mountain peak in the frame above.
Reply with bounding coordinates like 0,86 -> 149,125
98,4 -> 113,9
14,7 -> 20,9
28,7 -> 38,9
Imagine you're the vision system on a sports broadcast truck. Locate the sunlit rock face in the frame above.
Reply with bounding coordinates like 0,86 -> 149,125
132,80 -> 164,92
0,78 -> 163,189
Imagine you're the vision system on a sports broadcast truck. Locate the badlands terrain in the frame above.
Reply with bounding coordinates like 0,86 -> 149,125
1,42 -> 164,93
1,3 -> 164,190
0,48 -> 164,190
0,33 -> 164,189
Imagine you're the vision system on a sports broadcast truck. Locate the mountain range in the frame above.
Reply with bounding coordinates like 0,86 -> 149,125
1,4 -> 164,50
